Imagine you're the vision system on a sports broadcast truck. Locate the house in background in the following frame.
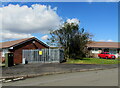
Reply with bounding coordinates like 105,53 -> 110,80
0,37 -> 49,64
87,42 -> 120,58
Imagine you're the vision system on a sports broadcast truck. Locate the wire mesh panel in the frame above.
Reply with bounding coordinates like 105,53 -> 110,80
22,49 -> 64,63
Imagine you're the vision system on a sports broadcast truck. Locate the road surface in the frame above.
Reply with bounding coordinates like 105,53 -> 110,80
3,68 -> 118,86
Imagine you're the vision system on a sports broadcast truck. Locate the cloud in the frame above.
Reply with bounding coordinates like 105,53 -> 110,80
107,40 -> 113,42
67,18 -> 80,25
0,31 -> 33,40
41,35 -> 49,40
99,40 -> 113,42
0,4 -> 61,40
1,4 -> 61,34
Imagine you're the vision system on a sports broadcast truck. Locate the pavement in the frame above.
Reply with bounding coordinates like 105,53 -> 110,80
2,63 -> 118,77
1,63 -> 118,83
2,68 -> 118,86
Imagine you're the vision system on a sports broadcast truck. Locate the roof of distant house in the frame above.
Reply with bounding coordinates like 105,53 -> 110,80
87,42 -> 120,48
0,37 -> 49,49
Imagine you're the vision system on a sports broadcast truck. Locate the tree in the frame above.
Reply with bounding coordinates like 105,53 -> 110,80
48,21 -> 92,59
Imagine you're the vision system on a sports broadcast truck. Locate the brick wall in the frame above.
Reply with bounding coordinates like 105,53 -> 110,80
9,39 -> 48,64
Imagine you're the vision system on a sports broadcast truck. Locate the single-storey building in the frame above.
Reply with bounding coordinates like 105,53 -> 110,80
87,42 -> 120,58
1,38 -> 119,65
0,37 -> 49,64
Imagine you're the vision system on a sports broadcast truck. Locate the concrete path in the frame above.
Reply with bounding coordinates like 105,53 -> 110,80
3,68 -> 118,86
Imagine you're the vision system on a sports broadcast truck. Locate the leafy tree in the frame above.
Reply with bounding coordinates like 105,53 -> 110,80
48,21 -> 92,59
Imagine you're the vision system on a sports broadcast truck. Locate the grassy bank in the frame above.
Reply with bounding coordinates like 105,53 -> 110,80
66,58 -> 120,64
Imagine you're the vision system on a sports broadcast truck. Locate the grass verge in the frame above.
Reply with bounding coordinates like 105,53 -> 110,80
66,58 -> 120,64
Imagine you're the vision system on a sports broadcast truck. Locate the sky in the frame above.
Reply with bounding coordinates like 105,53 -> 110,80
0,2 -> 118,44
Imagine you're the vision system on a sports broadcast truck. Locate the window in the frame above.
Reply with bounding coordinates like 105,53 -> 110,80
98,48 -> 102,50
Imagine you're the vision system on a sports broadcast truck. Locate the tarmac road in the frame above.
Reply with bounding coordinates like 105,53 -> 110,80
3,68 -> 118,86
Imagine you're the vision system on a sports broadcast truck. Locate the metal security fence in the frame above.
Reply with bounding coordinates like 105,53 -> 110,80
22,49 -> 64,63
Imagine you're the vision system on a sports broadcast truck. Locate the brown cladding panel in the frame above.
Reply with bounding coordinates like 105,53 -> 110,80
11,39 -> 48,64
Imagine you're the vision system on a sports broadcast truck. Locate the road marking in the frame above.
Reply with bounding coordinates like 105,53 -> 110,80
0,79 -> 5,82
13,77 -> 24,81
4,80 -> 12,83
